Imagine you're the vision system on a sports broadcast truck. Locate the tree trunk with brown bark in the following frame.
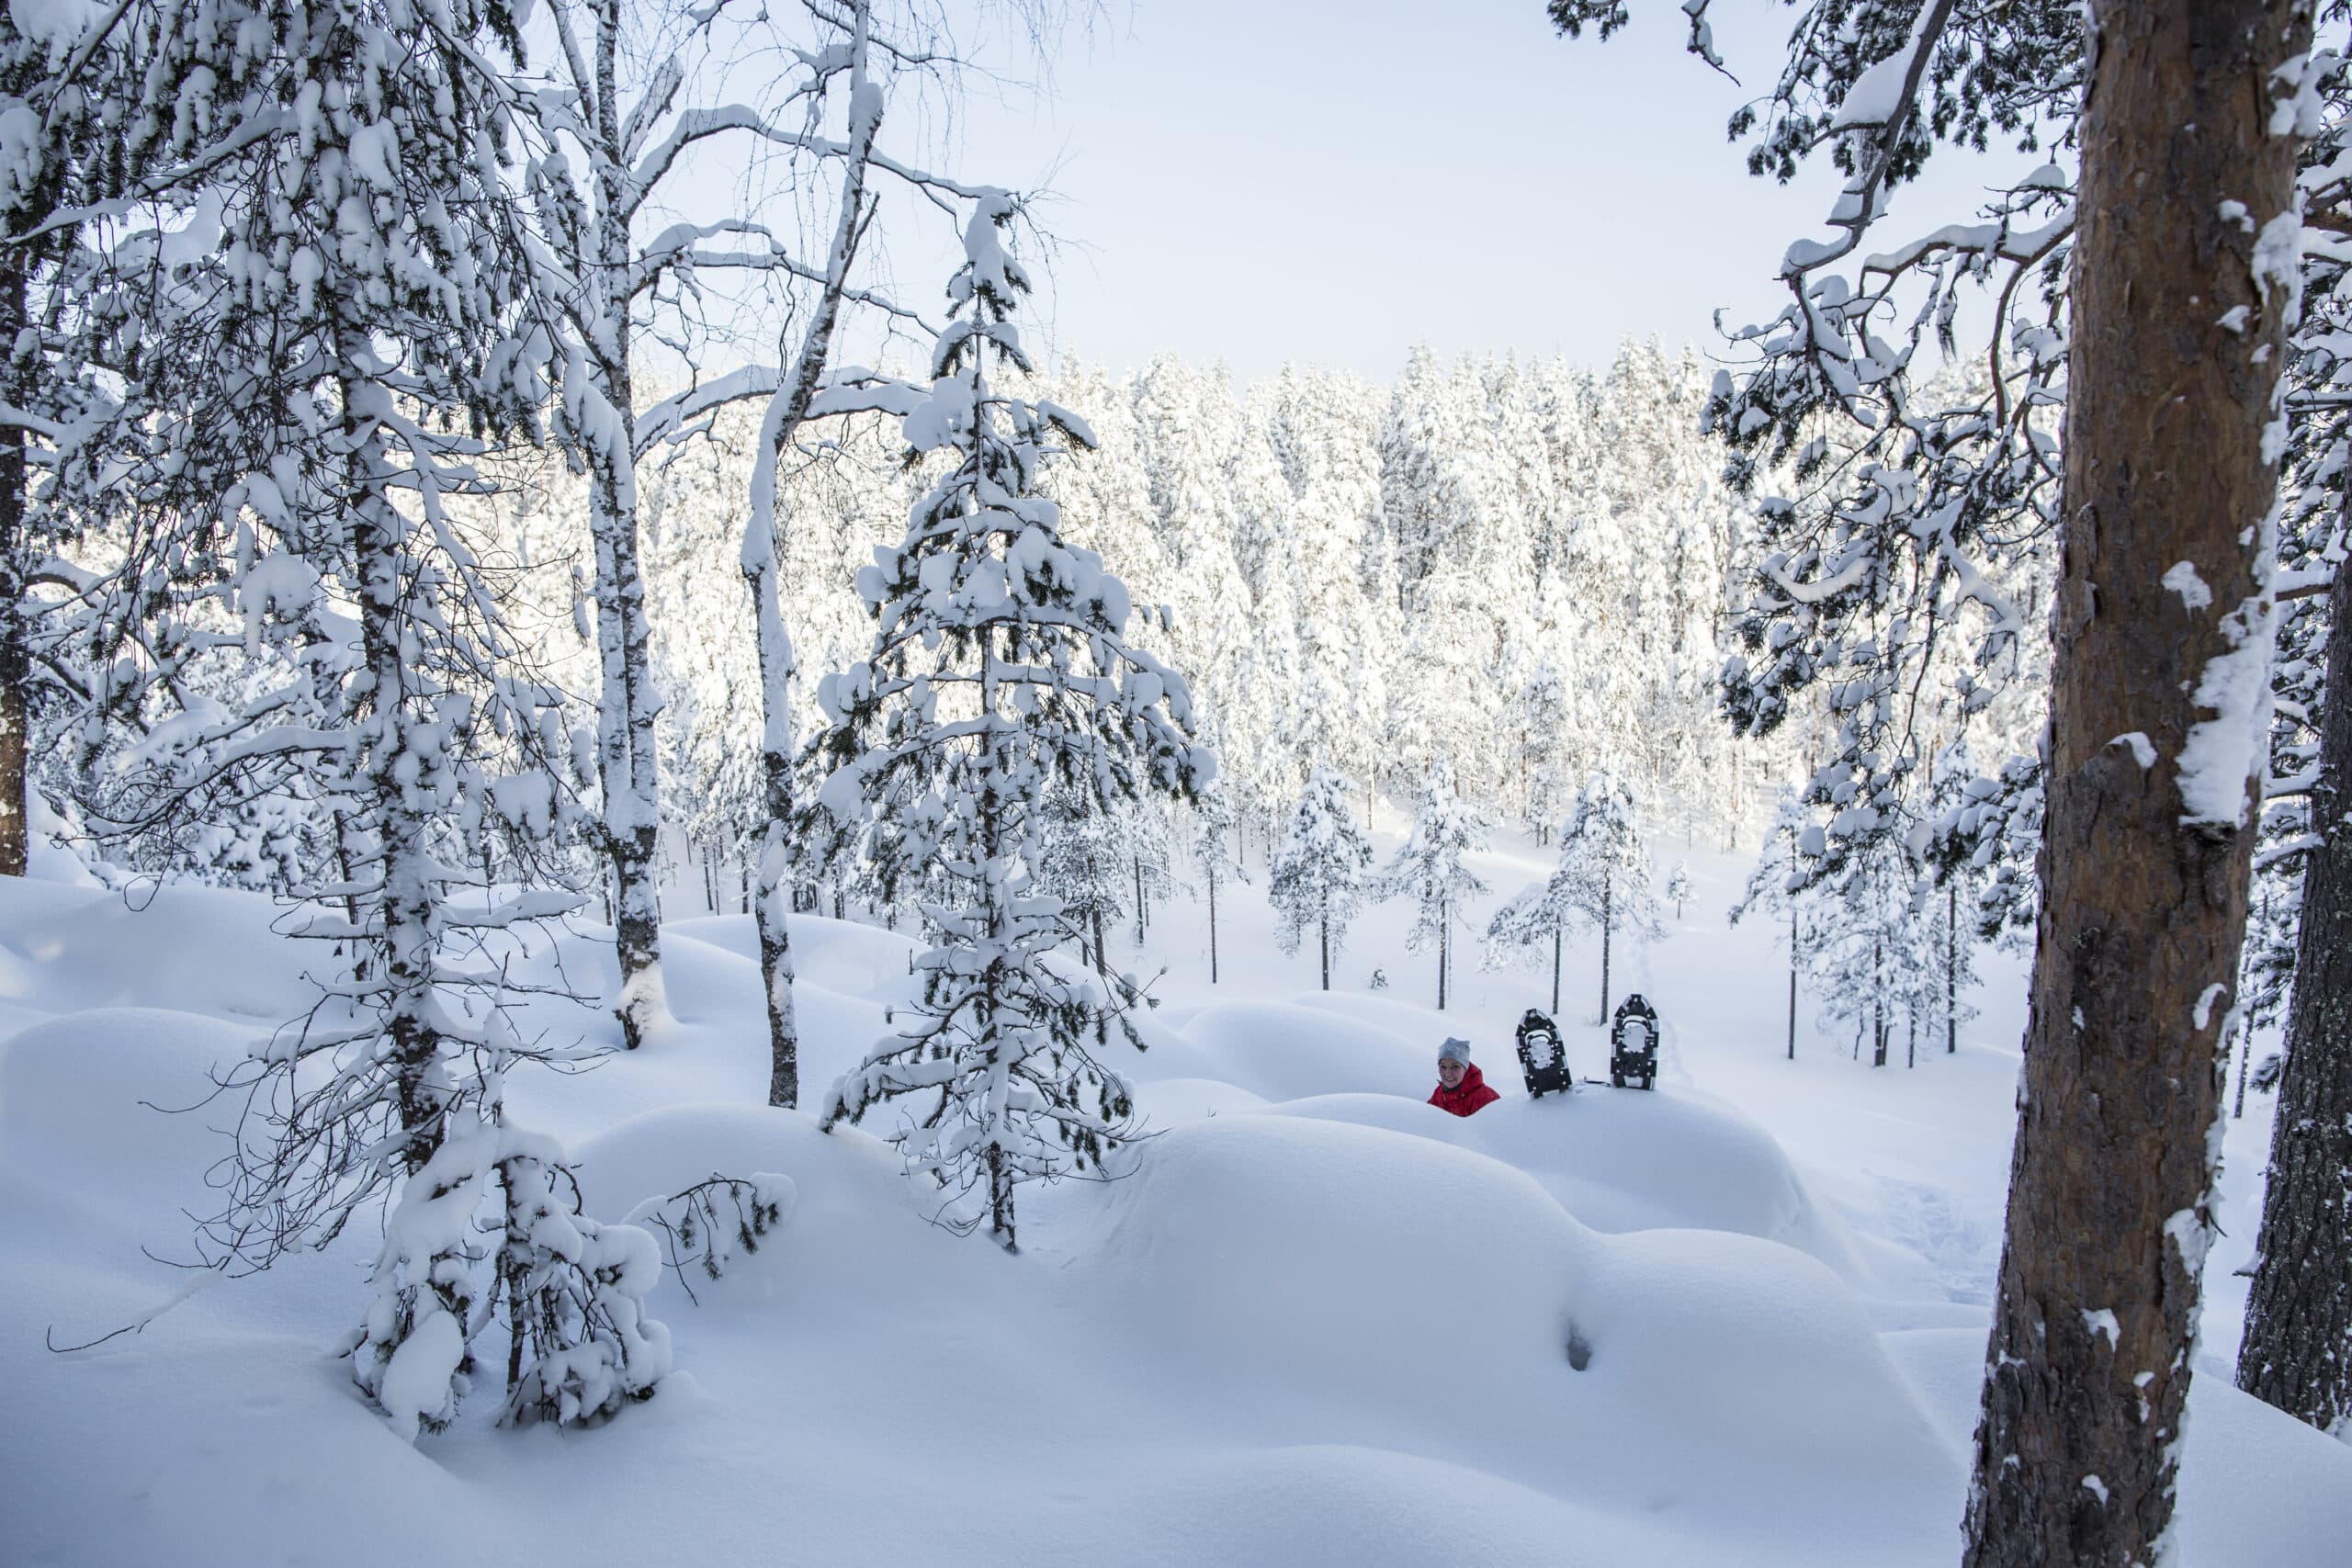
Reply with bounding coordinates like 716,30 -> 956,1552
1962,4 -> 2309,1562
2237,554 -> 2352,1435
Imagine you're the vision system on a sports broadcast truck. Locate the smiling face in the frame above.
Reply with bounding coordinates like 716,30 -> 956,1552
1437,1057 -> 1467,1089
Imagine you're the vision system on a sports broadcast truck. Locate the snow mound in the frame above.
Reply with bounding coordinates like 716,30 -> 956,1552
0,1006 -> 257,1220
668,911 -> 921,1000
1128,998 -> 1432,1102
1254,1084 -> 1865,1279
1081,1112 -> 1957,1557
0,884 -> 310,1023
566,1103 -> 978,1311
1088,1112 -> 1588,1408
1107,1444 -> 1690,1568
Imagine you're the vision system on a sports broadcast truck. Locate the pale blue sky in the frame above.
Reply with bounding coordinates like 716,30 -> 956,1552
912,0 -> 2032,382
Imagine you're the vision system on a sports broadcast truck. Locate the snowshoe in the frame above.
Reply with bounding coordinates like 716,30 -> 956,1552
1515,1008 -> 1572,1099
1609,993 -> 1660,1091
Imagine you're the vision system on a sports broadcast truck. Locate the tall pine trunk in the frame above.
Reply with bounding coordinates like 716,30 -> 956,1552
1318,887 -> 1330,992
1206,864 -> 1218,984
345,379 -> 447,1173
1550,927 -> 1561,1015
2237,553 -> 2352,1434
1946,883 -> 1959,1054
1786,901 -> 1798,1062
1598,865 -> 1612,1024
1962,4 -> 2303,1559
1871,938 -> 1886,1068
1436,893 -> 1448,1010
0,260 -> 28,879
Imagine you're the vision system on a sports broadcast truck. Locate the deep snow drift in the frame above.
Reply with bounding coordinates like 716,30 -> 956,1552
2,827 -> 2346,1567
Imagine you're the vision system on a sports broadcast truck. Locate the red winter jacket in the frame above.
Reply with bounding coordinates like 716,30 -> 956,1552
1429,1061 -> 1500,1117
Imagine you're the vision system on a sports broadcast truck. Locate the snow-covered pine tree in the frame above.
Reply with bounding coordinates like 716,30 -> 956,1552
1378,756 -> 1488,1010
57,0 -> 695,1438
1805,832 -> 1938,1069
1731,790 -> 1815,1061
1190,783 -> 1246,984
1115,796 -> 1176,946
1515,656 -> 1572,843
1917,742 -> 1985,1055
1035,780 -> 1122,977
1554,767 -> 1661,1023
0,0 -> 266,879
1267,763 -> 1374,992
1666,860 -> 1693,920
1483,849 -> 1586,1018
808,192 -> 1210,1250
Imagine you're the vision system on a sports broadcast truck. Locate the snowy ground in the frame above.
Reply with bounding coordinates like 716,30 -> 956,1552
4,822 -> 2346,1567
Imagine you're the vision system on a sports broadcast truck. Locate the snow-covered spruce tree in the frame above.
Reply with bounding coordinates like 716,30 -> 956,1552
1267,763 -> 1374,992
1804,831 -> 1938,1069
1483,844 -> 1586,1018
808,193 -> 1210,1250
1554,767 -> 1660,1024
1917,741 -> 1986,1055
1666,860 -> 1692,920
1559,6 -> 2316,1554
68,0 -> 685,1438
1377,757 -> 1487,1010
1117,796 -> 1175,945
1730,789 -> 1815,1061
1515,658 -> 1572,842
1035,779 -> 1122,977
0,0 -> 257,878
1190,782 -> 1246,984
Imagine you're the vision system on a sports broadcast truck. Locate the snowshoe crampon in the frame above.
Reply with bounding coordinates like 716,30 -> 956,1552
1609,994 -> 1659,1090
1516,1009 -> 1571,1099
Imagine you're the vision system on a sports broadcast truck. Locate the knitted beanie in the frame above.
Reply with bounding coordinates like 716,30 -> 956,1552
1438,1037 -> 1472,1066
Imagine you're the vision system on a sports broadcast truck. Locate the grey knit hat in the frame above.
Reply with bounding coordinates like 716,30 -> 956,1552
1438,1037 -> 1472,1066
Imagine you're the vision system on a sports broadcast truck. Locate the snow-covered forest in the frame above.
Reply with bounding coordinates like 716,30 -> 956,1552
483,339 -> 1816,882
4,1 -> 2351,1566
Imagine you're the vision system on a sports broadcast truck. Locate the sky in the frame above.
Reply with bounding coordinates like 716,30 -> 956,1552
904,0 -> 2040,384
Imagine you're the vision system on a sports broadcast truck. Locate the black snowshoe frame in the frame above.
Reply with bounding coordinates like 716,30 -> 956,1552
1610,994 -> 1659,1090
1515,1008 -> 1572,1099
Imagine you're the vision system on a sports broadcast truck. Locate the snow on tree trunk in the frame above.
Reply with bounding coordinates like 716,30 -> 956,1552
1787,903 -> 1798,1062
2237,557 -> 2352,1436
0,260 -> 26,879
1962,4 -> 2308,1561
1206,863 -> 1219,983
741,11 -> 886,1109
345,392 -> 457,1174
1599,866 -> 1611,1025
1947,884 -> 1959,1055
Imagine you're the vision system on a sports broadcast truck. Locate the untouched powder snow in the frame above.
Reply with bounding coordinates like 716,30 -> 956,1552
2,830 -> 2346,1567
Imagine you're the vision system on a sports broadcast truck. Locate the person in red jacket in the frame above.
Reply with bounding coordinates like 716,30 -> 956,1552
1429,1037 -> 1500,1117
